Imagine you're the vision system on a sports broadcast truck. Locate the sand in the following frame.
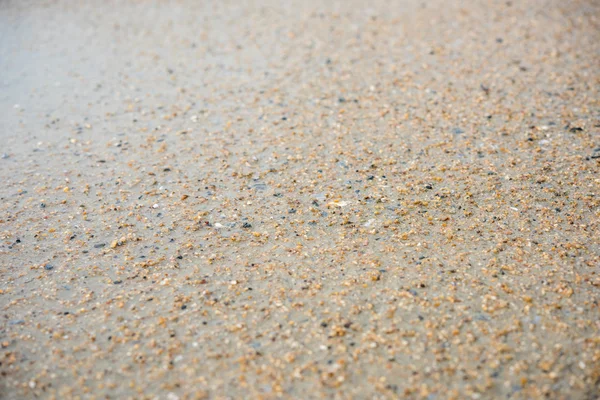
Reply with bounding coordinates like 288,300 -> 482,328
1,0 -> 599,399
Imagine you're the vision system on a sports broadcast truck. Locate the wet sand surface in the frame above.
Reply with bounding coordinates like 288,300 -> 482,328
1,0 -> 599,399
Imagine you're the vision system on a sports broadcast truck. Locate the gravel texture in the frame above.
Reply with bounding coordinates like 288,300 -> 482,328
1,0 -> 599,399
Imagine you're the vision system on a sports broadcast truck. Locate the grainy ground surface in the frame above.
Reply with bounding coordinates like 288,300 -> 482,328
1,0 -> 599,399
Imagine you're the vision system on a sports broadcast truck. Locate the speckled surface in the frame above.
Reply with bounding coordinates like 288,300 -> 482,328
1,1 -> 599,399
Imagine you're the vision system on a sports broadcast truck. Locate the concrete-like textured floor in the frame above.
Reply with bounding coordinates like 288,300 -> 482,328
1,1 -> 599,399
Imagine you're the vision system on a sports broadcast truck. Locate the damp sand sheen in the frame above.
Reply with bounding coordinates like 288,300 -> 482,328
0,1 -> 599,399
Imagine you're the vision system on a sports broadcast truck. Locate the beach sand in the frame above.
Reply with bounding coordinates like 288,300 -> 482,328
1,0 -> 599,398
